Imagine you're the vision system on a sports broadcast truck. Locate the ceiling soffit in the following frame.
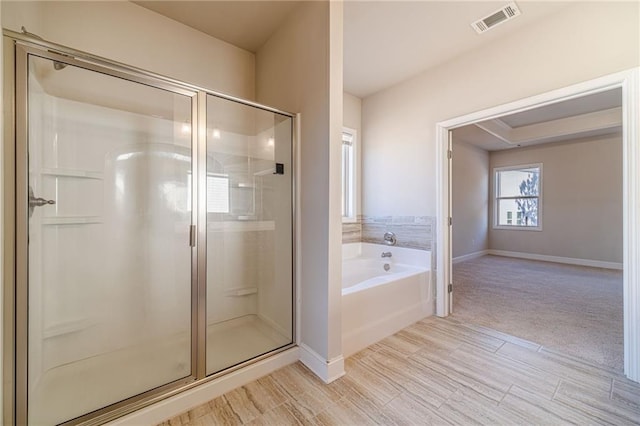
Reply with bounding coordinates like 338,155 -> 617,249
454,89 -> 623,151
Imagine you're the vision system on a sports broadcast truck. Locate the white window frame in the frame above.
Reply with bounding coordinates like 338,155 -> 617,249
342,127 -> 358,222
493,163 -> 543,231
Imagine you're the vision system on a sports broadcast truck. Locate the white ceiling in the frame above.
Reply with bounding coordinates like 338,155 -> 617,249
132,1 -> 573,99
343,1 -> 572,98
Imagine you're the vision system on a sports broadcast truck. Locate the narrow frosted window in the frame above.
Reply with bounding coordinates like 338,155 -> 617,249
342,130 -> 355,219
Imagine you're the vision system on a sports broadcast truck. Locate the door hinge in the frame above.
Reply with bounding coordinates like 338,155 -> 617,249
447,150 -> 452,159
189,225 -> 196,247
448,284 -> 453,293
448,217 -> 452,226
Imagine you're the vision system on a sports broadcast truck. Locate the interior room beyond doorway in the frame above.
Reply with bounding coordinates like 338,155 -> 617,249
450,88 -> 623,372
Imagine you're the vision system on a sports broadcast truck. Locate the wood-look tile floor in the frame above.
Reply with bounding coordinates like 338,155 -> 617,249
159,317 -> 640,425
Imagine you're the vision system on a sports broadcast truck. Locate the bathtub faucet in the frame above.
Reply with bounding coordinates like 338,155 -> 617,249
381,251 -> 392,258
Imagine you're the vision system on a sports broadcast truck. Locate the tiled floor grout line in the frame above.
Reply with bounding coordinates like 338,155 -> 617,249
609,378 -> 615,400
551,378 -> 562,401
496,344 -> 608,387
498,384 -> 514,405
540,346 -> 626,379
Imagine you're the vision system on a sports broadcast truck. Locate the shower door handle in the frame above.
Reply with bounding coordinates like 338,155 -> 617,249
28,186 -> 55,218
30,197 -> 55,207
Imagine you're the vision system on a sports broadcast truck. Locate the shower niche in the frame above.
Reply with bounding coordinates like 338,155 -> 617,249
8,38 -> 295,425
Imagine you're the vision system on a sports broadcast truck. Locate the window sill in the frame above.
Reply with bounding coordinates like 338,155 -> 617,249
342,217 -> 358,224
493,225 -> 542,232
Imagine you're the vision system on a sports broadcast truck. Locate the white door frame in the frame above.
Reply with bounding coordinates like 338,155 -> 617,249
435,68 -> 640,382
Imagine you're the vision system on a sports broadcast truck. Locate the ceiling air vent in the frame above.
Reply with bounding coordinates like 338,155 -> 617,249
471,2 -> 521,34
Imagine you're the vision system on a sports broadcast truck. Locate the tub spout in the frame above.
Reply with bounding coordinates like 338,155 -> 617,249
381,251 -> 392,258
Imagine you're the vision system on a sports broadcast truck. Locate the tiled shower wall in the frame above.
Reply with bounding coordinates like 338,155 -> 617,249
342,215 -> 436,251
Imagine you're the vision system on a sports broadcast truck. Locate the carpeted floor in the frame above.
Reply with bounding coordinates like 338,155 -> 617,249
452,255 -> 623,371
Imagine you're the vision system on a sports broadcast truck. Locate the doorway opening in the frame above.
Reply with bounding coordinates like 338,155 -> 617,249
435,69 -> 640,382
450,90 -> 623,369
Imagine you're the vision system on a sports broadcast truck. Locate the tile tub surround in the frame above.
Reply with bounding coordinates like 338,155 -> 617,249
362,215 -> 434,250
159,316 -> 640,425
342,215 -> 435,250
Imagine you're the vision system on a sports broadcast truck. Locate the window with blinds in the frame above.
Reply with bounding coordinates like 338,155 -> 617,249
187,173 -> 230,213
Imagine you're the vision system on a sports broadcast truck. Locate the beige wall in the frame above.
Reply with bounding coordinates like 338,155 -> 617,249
362,2 -> 639,218
452,140 -> 489,259
344,92 -> 362,132
451,133 -> 623,264
1,1 -> 255,100
256,2 -> 344,366
489,135 -> 623,263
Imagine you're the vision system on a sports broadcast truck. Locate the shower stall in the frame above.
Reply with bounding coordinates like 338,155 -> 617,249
3,31 -> 295,425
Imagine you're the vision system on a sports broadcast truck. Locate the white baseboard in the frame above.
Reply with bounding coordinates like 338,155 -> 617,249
453,250 -> 490,264
108,347 -> 299,426
299,343 -> 345,384
488,250 -> 623,270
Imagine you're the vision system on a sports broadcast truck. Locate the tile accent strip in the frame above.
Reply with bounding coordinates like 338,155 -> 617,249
342,215 -> 435,251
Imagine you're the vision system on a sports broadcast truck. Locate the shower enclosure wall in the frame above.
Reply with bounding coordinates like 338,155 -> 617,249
3,33 -> 295,425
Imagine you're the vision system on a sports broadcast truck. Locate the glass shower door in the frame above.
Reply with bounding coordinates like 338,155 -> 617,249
205,95 -> 293,375
23,52 -> 195,424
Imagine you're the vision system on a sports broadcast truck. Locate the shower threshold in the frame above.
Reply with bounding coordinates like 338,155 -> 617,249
29,314 -> 290,424
206,314 -> 291,374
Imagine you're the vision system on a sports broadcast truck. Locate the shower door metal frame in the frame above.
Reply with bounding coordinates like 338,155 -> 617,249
12,41 -> 201,426
3,34 -> 18,426
3,29 -> 297,425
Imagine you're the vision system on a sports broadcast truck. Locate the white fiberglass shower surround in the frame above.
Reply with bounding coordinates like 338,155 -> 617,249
3,31 -> 296,425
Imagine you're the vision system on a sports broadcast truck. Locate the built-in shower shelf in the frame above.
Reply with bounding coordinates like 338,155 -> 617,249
42,216 -> 103,225
41,168 -> 103,180
225,287 -> 258,297
207,221 -> 275,232
43,318 -> 96,339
